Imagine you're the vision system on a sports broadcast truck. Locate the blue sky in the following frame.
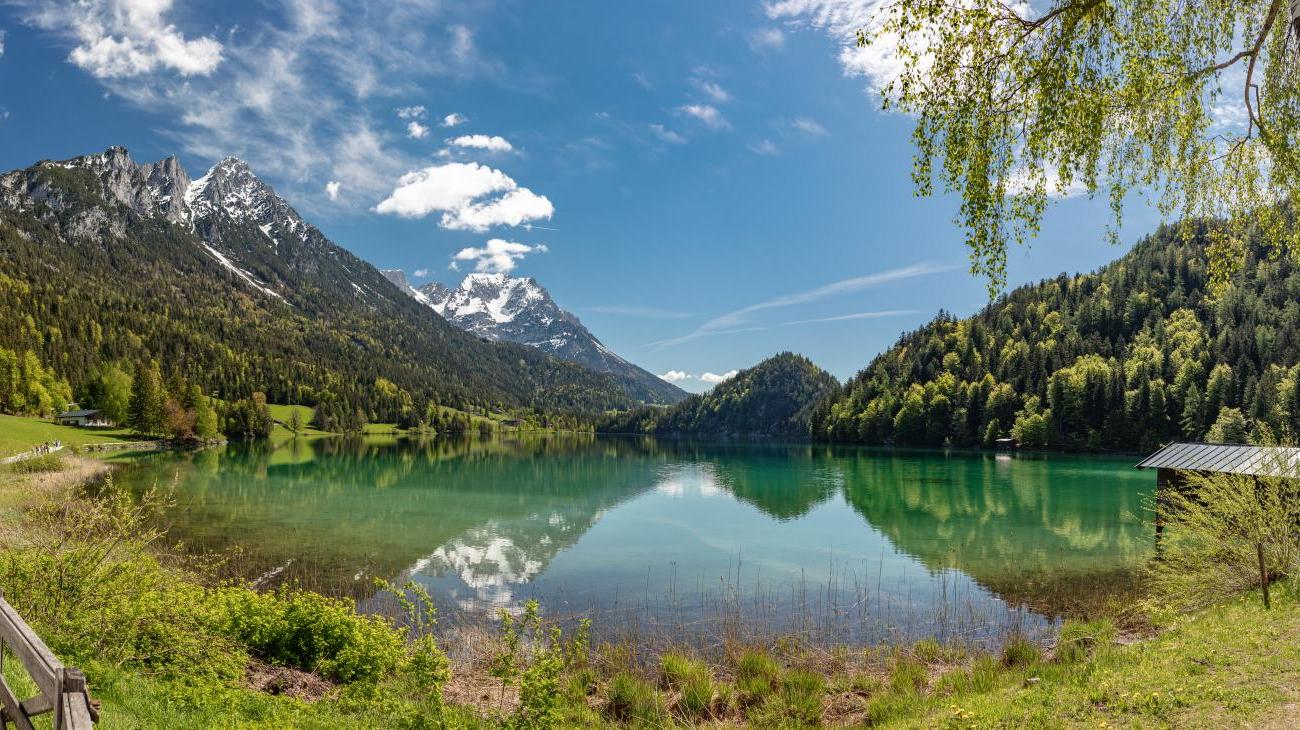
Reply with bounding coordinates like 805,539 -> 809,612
0,0 -> 1163,393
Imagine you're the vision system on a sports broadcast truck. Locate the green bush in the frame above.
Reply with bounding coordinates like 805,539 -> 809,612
213,586 -> 405,683
1000,634 -> 1041,668
9,453 -> 65,474
660,651 -> 714,720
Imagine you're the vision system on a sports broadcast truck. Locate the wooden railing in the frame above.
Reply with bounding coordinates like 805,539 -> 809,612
0,591 -> 96,729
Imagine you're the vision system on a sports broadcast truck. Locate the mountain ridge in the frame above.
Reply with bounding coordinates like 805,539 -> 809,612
382,269 -> 686,404
0,146 -> 637,418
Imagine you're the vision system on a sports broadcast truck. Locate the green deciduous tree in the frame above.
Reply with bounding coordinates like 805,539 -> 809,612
865,0 -> 1300,294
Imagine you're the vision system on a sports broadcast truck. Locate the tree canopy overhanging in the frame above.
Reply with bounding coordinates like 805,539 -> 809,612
865,0 -> 1300,295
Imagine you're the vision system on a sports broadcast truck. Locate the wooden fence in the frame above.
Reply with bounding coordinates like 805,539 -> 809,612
0,591 -> 96,729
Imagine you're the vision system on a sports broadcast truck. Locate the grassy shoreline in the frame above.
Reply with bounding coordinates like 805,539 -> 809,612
2,455 -> 1297,727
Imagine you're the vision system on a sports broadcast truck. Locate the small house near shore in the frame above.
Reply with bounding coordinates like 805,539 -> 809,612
1136,442 -> 1300,538
55,408 -> 112,427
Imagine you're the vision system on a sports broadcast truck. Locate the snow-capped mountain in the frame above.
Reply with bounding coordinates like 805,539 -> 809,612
0,146 -> 641,412
382,270 -> 685,404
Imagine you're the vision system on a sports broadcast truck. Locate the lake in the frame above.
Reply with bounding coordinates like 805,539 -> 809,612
115,435 -> 1153,645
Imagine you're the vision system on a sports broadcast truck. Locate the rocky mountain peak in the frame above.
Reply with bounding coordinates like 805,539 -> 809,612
396,270 -> 685,404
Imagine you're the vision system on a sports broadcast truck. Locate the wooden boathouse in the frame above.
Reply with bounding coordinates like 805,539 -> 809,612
1136,442 -> 1300,539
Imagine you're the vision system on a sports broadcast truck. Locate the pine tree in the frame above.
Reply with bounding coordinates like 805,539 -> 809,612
127,362 -> 166,436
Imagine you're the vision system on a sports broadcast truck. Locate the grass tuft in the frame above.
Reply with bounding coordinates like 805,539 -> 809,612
1000,633 -> 1042,668
660,651 -> 714,721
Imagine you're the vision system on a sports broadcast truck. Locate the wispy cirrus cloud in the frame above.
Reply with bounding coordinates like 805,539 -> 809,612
589,305 -> 692,319
787,309 -> 918,324
651,262 -> 953,347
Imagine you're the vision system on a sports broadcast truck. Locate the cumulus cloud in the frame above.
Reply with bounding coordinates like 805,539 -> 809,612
325,180 -> 341,200
700,370 -> 739,384
678,104 -> 730,131
449,239 -> 548,273
750,138 -> 779,156
448,134 -> 514,152
396,105 -> 426,119
442,112 -> 468,127
23,0 -> 222,78
374,162 -> 553,232
649,124 -> 687,144
660,370 -> 691,383
1004,163 -> 1088,200
407,121 -> 430,139
765,0 -> 919,93
413,268 -> 430,277
15,1 -> 509,211
749,27 -> 785,51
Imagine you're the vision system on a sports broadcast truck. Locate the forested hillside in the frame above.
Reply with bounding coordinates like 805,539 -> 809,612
0,149 -> 632,427
812,224 -> 1300,451
598,353 -> 839,438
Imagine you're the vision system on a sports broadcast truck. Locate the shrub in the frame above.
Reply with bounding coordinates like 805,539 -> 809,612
661,652 -> 714,720
9,453 -> 65,474
1000,634 -> 1041,668
604,672 -> 666,725
213,587 -> 406,683
0,476 -> 244,679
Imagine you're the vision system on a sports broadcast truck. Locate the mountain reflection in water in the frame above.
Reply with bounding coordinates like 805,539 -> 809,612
116,436 -> 1152,643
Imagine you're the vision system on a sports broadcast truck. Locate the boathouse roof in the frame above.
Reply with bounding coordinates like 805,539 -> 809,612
1136,442 -> 1300,478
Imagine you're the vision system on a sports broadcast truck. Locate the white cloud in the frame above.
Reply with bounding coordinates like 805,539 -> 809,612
786,309 -> 918,324
1004,163 -> 1088,200
660,370 -> 692,383
765,0 -> 918,93
700,370 -> 739,384
0,28 -> 6,58
413,268 -> 430,278
396,105 -> 426,119
692,78 -> 731,103
374,162 -> 554,232
407,121 -> 430,139
749,27 -> 785,51
442,112 -> 468,127
678,104 -> 730,131
653,262 -> 954,347
750,138 -> 780,156
789,117 -> 827,136
325,180 -> 342,200
449,239 -> 548,273
16,1 -> 507,211
649,124 -> 687,144
26,0 -> 222,78
448,134 -> 514,152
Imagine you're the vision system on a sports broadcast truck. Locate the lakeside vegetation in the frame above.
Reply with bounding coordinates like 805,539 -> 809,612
1,454 -> 1297,727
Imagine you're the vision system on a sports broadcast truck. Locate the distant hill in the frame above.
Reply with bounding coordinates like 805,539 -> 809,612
598,352 -> 839,439
382,270 -> 686,405
0,147 -> 634,420
812,225 -> 1300,452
